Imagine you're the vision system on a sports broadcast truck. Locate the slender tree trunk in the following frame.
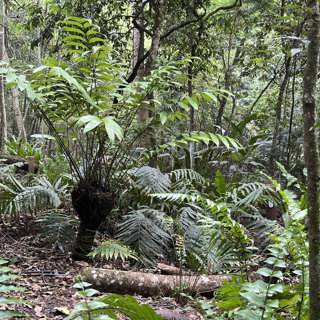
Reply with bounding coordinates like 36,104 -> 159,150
302,1 -> 320,319
132,0 -> 145,80
216,70 -> 230,127
187,45 -> 196,170
269,55 -> 291,172
0,0 -> 7,150
11,87 -> 27,140
137,0 -> 163,153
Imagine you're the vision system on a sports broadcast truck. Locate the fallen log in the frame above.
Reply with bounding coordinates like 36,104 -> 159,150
81,267 -> 230,297
156,263 -> 186,275
0,154 -> 38,173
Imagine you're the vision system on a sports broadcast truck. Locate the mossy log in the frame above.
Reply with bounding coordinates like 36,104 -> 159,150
81,267 -> 230,297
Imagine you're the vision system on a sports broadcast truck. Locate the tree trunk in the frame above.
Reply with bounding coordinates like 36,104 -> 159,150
187,48 -> 195,170
137,0 -> 163,152
71,185 -> 114,260
132,0 -> 145,80
269,55 -> 291,172
81,267 -> 230,297
0,0 -> 7,151
11,87 -> 27,140
302,1 -> 320,319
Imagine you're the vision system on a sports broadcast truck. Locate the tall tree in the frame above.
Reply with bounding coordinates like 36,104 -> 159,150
302,1 -> 320,319
0,0 -> 7,150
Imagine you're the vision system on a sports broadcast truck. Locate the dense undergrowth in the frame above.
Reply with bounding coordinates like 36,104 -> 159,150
0,1 -> 316,319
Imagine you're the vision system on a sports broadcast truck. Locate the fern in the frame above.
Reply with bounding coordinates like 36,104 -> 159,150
145,131 -> 242,160
89,240 -> 137,262
0,175 -> 64,217
35,210 -> 77,252
169,168 -> 205,183
234,182 -> 274,207
130,166 -> 171,193
116,207 -> 172,264
152,192 -> 201,203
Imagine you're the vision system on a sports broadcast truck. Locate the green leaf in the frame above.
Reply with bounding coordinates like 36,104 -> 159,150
77,115 -> 102,133
256,267 -> 273,277
89,37 -> 105,44
51,67 -> 96,107
103,117 -> 123,142
215,170 -> 226,196
159,112 -> 168,125
201,91 -> 217,102
185,95 -> 199,110
240,291 -> 265,307
63,26 -> 85,35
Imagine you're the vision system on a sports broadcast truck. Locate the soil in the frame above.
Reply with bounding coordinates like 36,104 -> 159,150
0,219 -> 204,320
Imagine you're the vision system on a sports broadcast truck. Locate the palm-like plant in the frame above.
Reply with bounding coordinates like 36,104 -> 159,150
2,17 -> 241,260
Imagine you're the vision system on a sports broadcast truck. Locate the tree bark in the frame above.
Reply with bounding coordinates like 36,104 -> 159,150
269,55 -> 291,172
81,267 -> 230,297
11,87 -> 27,140
132,0 -> 145,79
302,1 -> 320,319
0,0 -> 7,151
71,185 -> 114,260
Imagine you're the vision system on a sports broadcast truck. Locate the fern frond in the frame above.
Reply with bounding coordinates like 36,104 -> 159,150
116,207 -> 172,264
89,240 -> 137,262
0,175 -> 63,216
152,192 -> 201,203
130,166 -> 170,194
145,131 -> 242,160
234,182 -> 274,207
169,169 -> 205,183
36,210 -> 77,251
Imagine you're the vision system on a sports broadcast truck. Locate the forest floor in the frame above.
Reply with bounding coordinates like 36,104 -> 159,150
0,219 -> 204,320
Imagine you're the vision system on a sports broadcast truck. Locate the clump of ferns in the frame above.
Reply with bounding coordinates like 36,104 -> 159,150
0,170 -> 66,222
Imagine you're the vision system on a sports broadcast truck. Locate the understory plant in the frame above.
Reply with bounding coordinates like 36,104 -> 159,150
199,169 -> 308,320
65,280 -> 161,320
